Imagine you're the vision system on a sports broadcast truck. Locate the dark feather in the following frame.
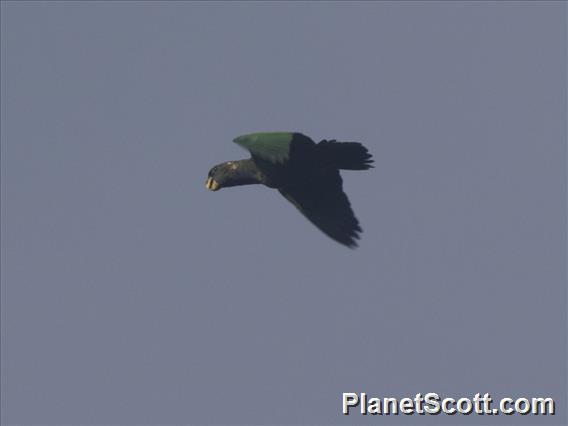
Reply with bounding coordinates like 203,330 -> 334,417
278,169 -> 362,248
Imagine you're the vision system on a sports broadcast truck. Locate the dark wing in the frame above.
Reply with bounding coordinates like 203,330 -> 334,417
278,169 -> 362,248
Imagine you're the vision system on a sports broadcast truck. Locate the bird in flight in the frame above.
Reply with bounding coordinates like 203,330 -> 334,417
206,132 -> 373,248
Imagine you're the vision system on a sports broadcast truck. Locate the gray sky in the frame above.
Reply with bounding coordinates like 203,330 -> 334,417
1,2 -> 566,425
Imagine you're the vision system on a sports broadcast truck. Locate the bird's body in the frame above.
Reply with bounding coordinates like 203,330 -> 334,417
206,132 -> 373,248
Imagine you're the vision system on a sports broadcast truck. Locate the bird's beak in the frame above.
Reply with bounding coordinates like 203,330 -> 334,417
205,177 -> 220,191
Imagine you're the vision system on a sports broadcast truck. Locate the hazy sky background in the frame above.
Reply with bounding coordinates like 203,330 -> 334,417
1,2 -> 566,425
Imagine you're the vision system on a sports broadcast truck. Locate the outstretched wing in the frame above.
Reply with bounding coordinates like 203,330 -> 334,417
278,169 -> 362,248
233,132 -> 314,165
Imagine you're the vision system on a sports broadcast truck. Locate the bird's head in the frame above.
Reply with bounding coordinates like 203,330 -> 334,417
205,162 -> 236,191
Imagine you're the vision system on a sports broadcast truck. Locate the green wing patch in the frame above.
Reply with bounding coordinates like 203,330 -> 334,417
233,132 -> 294,164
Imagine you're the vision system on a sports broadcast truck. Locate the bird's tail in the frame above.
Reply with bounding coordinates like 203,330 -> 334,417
317,140 -> 374,170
